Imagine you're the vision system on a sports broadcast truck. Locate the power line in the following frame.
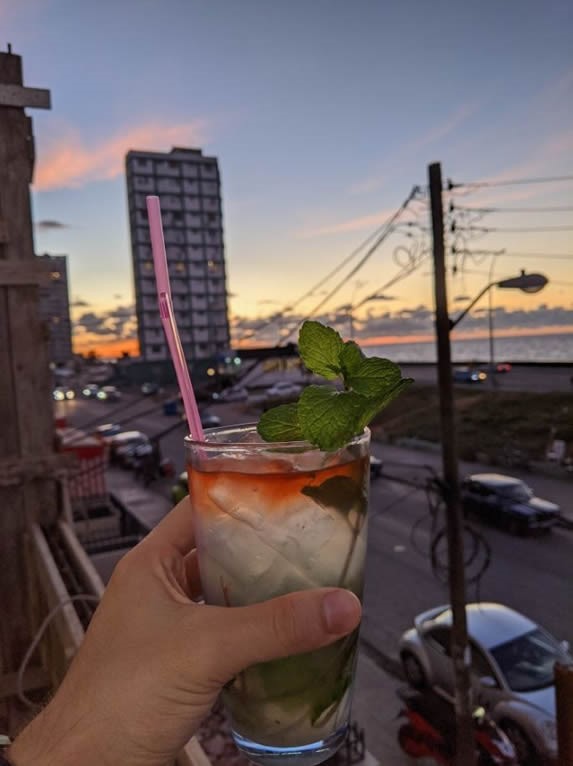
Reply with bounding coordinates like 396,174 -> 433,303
447,173 -> 573,190
234,187 -> 422,344
451,204 -> 573,214
452,225 -> 573,234
278,186 -> 422,343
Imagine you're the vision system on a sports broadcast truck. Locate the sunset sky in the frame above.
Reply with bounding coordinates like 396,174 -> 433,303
3,0 -> 572,357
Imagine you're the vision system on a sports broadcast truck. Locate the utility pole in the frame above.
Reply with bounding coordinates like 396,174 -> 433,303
0,46 -> 62,729
428,162 -> 476,766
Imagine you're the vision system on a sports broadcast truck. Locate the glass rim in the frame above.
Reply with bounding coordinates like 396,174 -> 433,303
184,422 -> 370,452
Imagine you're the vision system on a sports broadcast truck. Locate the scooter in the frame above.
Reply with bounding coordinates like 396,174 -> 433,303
396,686 -> 517,765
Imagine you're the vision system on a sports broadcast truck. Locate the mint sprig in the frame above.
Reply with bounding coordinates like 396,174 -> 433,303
257,320 -> 413,450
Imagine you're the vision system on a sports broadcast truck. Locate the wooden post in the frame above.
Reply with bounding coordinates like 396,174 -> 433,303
556,662 -> 573,765
0,46 -> 58,730
428,162 -> 476,766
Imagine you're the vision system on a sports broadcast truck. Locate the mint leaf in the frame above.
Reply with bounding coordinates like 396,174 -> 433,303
356,377 -> 413,431
298,321 -> 344,379
340,342 -> 401,396
302,476 -> 366,516
257,403 -> 304,442
297,385 -> 366,450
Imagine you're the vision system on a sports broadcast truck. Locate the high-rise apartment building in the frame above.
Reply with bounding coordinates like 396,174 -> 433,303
125,147 -> 230,362
37,253 -> 73,363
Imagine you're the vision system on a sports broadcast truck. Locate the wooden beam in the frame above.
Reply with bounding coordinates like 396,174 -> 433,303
0,84 -> 51,110
57,519 -> 105,598
0,260 -> 57,287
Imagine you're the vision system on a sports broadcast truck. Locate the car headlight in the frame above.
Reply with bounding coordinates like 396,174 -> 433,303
539,718 -> 557,748
65,390 -> 75,400
82,388 -> 91,396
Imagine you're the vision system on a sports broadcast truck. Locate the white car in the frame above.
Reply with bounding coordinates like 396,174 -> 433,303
399,602 -> 571,764
109,431 -> 150,466
218,386 -> 249,403
265,381 -> 302,401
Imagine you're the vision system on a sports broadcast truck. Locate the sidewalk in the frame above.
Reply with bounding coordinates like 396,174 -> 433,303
106,466 -> 172,531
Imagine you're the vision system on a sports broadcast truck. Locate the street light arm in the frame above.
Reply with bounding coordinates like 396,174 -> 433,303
449,282 -> 494,329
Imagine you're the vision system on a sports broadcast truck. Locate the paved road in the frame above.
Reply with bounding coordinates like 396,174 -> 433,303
400,363 -> 572,392
65,394 -> 573,652
64,393 -> 573,764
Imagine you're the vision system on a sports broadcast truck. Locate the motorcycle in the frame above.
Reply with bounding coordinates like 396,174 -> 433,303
396,686 -> 517,765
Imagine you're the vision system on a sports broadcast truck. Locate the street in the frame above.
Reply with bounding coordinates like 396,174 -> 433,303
400,363 -> 572,393
63,392 -> 573,761
64,392 -> 573,654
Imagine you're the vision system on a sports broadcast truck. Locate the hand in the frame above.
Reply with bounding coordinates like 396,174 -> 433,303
10,497 -> 362,766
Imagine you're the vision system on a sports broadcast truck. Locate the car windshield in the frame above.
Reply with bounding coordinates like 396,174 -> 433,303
497,482 -> 532,502
490,628 -> 568,692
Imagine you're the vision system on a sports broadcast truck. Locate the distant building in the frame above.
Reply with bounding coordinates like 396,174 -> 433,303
37,253 -> 73,364
125,147 -> 230,362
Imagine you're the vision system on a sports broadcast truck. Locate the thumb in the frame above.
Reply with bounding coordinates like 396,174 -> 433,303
203,588 -> 362,682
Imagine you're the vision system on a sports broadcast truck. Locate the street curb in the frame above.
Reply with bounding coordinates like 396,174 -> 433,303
360,637 -> 404,681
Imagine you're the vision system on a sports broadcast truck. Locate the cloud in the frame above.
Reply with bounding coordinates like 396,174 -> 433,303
36,219 -> 70,230
70,298 -> 90,308
354,304 -> 573,339
74,304 -> 136,338
34,119 -> 208,191
296,206 -> 396,238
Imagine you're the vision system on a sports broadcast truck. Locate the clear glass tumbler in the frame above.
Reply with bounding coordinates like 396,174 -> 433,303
185,424 -> 370,766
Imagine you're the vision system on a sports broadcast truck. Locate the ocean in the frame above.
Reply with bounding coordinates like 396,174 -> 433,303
364,332 -> 573,363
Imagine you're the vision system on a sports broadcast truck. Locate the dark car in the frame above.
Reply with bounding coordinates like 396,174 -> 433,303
461,473 -> 561,535
200,411 -> 221,429
141,382 -> 159,396
453,367 -> 487,384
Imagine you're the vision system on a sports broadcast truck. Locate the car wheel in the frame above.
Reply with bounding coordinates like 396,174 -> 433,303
401,652 -> 427,689
501,720 -> 538,766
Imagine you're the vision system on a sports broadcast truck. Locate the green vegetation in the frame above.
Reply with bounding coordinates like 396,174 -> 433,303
371,384 -> 573,462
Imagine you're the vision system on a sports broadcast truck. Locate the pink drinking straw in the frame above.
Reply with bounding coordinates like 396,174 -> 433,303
146,196 -> 205,442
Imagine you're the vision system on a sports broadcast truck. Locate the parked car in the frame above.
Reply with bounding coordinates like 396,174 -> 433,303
81,383 -> 100,398
461,473 -> 561,535
200,411 -> 221,429
370,455 -> 383,479
496,362 -> 512,374
399,603 -> 571,765
453,367 -> 487,384
109,430 -> 150,466
265,381 -> 302,401
97,385 -> 122,402
218,385 -> 249,403
141,382 -> 159,396
94,422 -> 122,441
52,386 -> 75,401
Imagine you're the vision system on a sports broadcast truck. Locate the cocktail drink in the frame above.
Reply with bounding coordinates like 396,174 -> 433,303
186,424 -> 370,765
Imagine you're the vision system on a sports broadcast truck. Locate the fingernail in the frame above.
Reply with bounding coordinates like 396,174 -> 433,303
322,590 -> 361,634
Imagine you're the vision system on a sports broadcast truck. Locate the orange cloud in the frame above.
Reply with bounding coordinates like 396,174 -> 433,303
73,335 -> 140,359
34,119 -> 208,190
360,324 -> 573,348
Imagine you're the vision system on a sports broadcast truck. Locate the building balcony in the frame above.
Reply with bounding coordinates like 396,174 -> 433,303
185,212 -> 202,227
186,230 -> 203,245
182,163 -> 199,178
183,179 -> 199,194
161,196 -> 183,212
200,181 -> 219,196
132,176 -> 155,192
184,197 -> 201,212
155,161 -> 180,177
157,178 -> 182,194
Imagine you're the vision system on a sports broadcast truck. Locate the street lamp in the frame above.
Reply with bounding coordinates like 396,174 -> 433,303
450,270 -> 548,383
